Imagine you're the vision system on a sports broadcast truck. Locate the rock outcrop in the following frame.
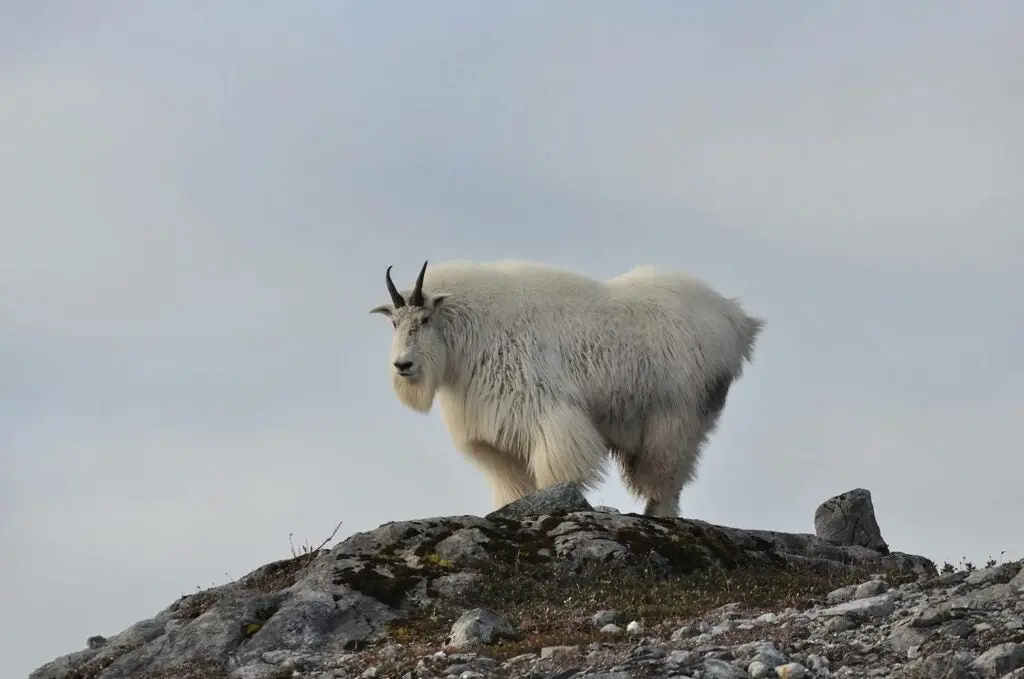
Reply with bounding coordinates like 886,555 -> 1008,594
29,486 -> 1022,679
814,488 -> 890,555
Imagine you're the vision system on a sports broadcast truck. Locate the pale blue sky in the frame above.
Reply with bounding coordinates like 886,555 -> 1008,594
3,2 -> 1022,676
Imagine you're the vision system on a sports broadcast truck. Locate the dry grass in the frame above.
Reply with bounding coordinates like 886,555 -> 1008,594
239,553 -> 315,594
380,556 -> 907,662
289,518 -> 344,563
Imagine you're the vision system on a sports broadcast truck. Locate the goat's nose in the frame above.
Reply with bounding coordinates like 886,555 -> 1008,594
393,360 -> 413,371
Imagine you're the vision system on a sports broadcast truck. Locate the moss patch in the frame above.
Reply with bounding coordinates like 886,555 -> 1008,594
332,551 -> 463,609
353,513 -> 914,658
610,519 -> 766,574
377,553 -> 895,660
422,552 -> 456,569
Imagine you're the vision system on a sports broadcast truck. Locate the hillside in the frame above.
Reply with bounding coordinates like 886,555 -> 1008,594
29,487 -> 1024,679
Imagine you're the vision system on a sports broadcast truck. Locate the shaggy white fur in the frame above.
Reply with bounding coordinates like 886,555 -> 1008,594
369,259 -> 764,517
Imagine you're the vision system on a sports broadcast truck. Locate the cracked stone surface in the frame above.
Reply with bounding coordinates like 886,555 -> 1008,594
813,488 -> 890,555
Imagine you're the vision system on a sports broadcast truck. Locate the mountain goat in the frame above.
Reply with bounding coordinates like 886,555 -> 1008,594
369,259 -> 763,517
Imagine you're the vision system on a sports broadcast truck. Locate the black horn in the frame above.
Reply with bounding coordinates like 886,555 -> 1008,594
409,260 -> 428,306
385,265 -> 405,307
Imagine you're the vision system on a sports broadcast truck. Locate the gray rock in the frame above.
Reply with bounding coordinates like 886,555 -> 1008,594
949,582 -> 1015,609
751,641 -> 787,668
539,644 -> 580,659
918,652 -> 972,679
911,605 -> 952,628
854,579 -> 889,599
941,619 -> 975,638
805,655 -> 830,674
485,483 -> 592,519
970,642 -> 1024,677
432,572 -> 484,599
823,615 -> 856,632
671,624 -> 699,641
229,662 -> 291,679
259,649 -> 292,664
821,593 -> 895,619
701,658 -> 749,678
592,609 -> 625,627
813,488 -> 890,554
748,660 -> 771,678
826,584 -> 858,604
775,663 -> 808,678
555,534 -> 628,563
242,588 -> 394,662
594,505 -> 621,514
887,625 -> 929,653
433,528 -> 491,566
667,650 -> 698,666
965,562 -> 1020,587
444,608 -> 516,649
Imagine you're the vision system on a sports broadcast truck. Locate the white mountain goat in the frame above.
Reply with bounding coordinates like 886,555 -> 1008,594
369,259 -> 764,517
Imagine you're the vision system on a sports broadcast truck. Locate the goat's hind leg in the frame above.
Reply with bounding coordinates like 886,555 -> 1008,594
619,413 -> 708,518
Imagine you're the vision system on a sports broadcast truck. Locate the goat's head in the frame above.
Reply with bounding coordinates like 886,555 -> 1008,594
369,261 -> 449,412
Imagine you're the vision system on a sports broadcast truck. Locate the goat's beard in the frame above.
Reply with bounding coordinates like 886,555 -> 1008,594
392,369 -> 439,414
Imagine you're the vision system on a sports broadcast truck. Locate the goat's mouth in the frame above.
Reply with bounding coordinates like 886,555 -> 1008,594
395,366 -> 420,380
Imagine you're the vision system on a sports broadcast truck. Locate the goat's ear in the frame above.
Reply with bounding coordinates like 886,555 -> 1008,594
369,304 -> 393,317
430,294 -> 449,309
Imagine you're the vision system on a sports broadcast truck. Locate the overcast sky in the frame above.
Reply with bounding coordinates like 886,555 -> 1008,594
3,2 -> 1022,676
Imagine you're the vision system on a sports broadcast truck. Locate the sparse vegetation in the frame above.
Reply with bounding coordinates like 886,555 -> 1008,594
941,550 -> 1008,574
377,555 -> 912,662
289,518 -> 345,563
173,589 -> 221,621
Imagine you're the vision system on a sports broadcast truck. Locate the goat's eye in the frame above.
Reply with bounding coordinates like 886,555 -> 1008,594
420,316 -> 430,325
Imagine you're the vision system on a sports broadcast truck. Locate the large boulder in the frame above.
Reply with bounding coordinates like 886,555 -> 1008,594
814,488 -> 890,555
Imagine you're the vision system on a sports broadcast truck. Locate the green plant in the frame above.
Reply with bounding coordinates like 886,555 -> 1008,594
939,550 -> 1008,575
422,552 -> 455,569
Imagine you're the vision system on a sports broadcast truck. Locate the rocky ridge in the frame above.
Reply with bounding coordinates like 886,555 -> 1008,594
29,487 -> 1023,679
